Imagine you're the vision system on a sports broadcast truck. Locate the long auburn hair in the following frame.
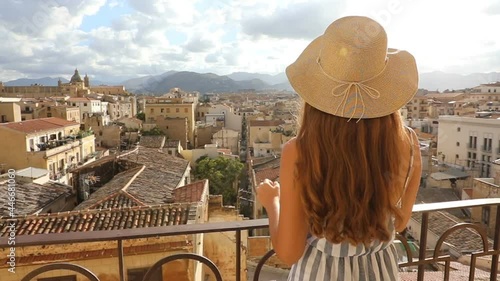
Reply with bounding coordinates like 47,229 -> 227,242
295,102 -> 409,245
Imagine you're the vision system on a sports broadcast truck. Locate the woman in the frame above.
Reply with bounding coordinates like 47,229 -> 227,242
256,16 -> 422,280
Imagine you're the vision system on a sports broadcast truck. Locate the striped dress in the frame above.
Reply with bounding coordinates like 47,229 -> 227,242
288,127 -> 415,281
287,221 -> 400,281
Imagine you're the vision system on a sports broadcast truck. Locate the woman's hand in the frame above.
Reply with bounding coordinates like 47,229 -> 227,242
256,179 -> 280,209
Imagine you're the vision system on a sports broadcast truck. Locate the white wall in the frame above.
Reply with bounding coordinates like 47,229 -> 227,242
438,116 -> 500,177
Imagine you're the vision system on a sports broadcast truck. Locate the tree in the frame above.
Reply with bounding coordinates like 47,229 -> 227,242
136,112 -> 145,121
194,156 -> 244,206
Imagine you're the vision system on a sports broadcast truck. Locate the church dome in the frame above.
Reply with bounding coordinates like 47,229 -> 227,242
70,69 -> 83,83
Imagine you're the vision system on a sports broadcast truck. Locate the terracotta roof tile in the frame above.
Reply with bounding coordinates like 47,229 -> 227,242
254,166 -> 280,185
0,117 -> 79,134
0,204 -> 196,237
174,180 -> 208,203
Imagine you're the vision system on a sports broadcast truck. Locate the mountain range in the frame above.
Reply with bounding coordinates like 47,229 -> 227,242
3,71 -> 500,95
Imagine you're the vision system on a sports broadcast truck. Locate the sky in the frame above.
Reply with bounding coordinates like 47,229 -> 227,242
0,0 -> 499,83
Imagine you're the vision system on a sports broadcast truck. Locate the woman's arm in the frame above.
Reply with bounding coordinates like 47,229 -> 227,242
257,138 -> 309,265
395,130 -> 422,232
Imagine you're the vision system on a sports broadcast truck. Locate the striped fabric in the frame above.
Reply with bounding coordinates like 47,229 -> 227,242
287,222 -> 400,281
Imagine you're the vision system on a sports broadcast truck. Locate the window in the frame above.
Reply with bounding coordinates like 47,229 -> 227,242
128,268 -> 162,281
184,108 -> 188,113
457,127 -> 461,132
482,206 -> 491,226
150,108 -> 154,113
38,275 -> 76,281
176,108 -> 180,113
455,154 -> 459,159
161,108 -> 164,113
456,142 -> 460,146
83,103 -> 87,106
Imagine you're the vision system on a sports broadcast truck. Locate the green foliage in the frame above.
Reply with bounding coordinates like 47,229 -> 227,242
136,112 -> 145,121
141,127 -> 164,136
194,156 -> 244,206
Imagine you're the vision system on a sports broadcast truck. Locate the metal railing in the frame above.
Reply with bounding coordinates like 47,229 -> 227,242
467,143 -> 477,150
2,199 -> 500,281
482,145 -> 493,153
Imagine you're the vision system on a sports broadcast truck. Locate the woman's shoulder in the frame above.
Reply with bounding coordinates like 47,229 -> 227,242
283,137 -> 298,152
281,137 -> 298,161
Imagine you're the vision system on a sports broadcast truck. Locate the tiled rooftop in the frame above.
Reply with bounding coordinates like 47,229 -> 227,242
75,148 -> 190,210
0,117 -> 79,134
0,204 -> 196,236
139,135 -> 166,148
254,166 -> 280,185
173,179 -> 208,203
411,210 -> 493,253
0,182 -> 72,216
249,120 -> 285,127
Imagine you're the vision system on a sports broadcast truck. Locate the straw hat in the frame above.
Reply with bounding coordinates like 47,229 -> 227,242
286,16 -> 418,120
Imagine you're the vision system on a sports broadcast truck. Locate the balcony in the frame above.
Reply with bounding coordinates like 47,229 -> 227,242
482,145 -> 493,153
35,139 -> 80,158
2,199 -> 500,281
467,143 -> 477,150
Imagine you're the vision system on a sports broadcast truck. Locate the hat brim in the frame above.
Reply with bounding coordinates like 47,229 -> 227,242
286,36 -> 418,119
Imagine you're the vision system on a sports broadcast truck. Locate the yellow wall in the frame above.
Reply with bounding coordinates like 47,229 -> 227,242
204,196 -> 248,281
91,86 -> 127,95
472,179 -> 500,237
156,117 -> 189,149
4,251 -> 195,281
0,103 -> 21,123
0,128 -> 28,170
145,102 -> 195,146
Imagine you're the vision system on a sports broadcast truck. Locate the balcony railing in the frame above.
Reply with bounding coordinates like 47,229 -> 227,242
482,145 -> 493,153
467,143 -> 477,150
2,199 -> 500,281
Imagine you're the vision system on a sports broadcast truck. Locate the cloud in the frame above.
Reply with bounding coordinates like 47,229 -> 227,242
241,1 -> 344,40
184,35 -> 215,53
483,2 -> 500,15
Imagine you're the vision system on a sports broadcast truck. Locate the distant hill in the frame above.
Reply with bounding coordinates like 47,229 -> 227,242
4,77 -> 68,86
4,71 -> 500,94
419,72 -> 500,91
122,71 -> 279,94
227,72 -> 287,85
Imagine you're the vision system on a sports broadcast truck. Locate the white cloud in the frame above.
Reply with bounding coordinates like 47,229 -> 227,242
0,0 -> 499,82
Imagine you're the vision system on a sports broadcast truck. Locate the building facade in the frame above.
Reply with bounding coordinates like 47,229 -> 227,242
437,116 -> 500,178
0,118 -> 95,180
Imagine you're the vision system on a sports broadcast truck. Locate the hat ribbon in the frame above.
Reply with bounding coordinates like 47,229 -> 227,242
316,55 -> 387,122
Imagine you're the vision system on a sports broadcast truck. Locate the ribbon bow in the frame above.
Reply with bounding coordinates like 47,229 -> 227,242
316,55 -> 386,122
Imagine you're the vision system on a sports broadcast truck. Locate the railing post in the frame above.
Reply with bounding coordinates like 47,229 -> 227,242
490,205 -> 500,281
236,230 -> 241,281
118,239 -> 125,281
417,212 -> 429,281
